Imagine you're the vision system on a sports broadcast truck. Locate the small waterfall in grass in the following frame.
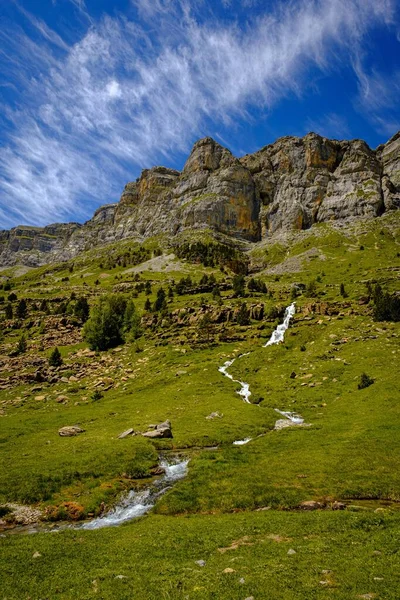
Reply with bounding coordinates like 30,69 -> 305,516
218,304 -> 296,404
264,303 -> 296,346
80,459 -> 189,530
218,353 -> 251,404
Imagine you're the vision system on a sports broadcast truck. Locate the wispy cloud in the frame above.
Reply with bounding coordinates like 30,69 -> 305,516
305,112 -> 351,140
0,0 -> 396,227
354,65 -> 400,135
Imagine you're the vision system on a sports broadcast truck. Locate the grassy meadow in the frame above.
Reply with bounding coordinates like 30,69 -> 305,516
0,213 -> 399,598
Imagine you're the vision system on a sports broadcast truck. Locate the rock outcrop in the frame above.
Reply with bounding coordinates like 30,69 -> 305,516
0,131 -> 399,266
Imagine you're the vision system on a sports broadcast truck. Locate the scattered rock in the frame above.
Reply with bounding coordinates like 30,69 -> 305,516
56,395 -> 68,403
195,560 -> 206,567
299,500 -> 324,510
223,568 -> 235,574
287,548 -> 297,555
58,425 -> 85,437
206,411 -> 223,420
331,501 -> 346,510
32,552 -> 42,559
142,420 -> 172,439
118,428 -> 135,439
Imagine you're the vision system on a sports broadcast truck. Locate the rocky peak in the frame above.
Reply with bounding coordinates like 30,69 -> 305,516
0,130 -> 398,266
183,137 -> 236,174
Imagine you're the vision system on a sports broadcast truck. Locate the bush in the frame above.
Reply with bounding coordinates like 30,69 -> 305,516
237,303 -> 249,325
305,280 -> 318,297
153,288 -> 167,313
358,373 -> 374,390
233,274 -> 246,297
49,347 -> 63,367
74,297 -> 90,322
91,390 -> 103,401
15,299 -> 27,319
15,334 -> 27,355
370,284 -> 400,322
4,303 -> 13,319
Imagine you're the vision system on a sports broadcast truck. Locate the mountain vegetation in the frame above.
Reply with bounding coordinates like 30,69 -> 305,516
0,132 -> 399,599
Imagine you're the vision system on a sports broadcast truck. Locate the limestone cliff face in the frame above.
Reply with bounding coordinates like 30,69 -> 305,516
0,131 -> 399,266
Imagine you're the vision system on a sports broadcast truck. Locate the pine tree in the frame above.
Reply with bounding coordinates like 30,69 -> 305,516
49,347 -> 63,367
15,299 -> 27,319
4,303 -> 13,319
74,297 -> 90,322
153,288 -> 167,313
16,333 -> 27,355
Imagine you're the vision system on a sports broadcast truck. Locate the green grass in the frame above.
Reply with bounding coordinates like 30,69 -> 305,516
1,511 -> 399,599
0,213 -> 399,599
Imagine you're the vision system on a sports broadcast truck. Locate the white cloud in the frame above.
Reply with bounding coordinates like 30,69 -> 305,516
0,0 -> 397,227
354,64 -> 400,135
305,113 -> 351,140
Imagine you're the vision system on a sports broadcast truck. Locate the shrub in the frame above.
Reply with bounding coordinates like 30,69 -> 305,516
233,274 -> 246,297
4,303 -> 13,319
305,280 -> 318,297
91,390 -> 103,401
340,283 -> 348,298
237,303 -> 250,325
8,292 -> 17,302
370,284 -> 400,322
16,334 -> 27,355
15,299 -> 27,319
153,287 -> 167,313
124,299 -> 142,339
49,347 -> 63,367
358,373 -> 374,390
74,297 -> 90,322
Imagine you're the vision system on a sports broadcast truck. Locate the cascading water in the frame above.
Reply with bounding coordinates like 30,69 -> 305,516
219,304 -> 296,404
264,302 -> 296,346
218,353 -> 251,404
80,459 -> 189,531
274,409 -> 304,424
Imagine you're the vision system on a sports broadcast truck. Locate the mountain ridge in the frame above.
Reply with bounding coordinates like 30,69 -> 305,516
1,130 -> 399,267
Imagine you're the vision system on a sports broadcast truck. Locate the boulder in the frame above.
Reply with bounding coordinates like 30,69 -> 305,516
143,420 -> 172,439
58,425 -> 85,437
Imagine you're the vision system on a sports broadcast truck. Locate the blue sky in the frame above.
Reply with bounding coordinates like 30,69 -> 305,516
0,0 -> 399,229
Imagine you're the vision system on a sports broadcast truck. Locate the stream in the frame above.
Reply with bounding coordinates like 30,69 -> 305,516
218,303 -> 305,444
81,459 -> 189,530
3,303 -> 299,534
219,302 -> 296,407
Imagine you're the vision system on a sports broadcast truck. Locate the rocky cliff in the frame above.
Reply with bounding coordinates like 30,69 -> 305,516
1,131 -> 399,266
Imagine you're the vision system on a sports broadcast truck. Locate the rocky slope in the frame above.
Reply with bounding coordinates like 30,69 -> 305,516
1,131 -> 399,266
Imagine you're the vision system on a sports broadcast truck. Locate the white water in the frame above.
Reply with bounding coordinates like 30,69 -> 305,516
274,409 -> 304,425
264,303 -> 296,346
218,353 -> 251,403
233,437 -> 252,446
218,304 -> 296,404
81,459 -> 189,530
